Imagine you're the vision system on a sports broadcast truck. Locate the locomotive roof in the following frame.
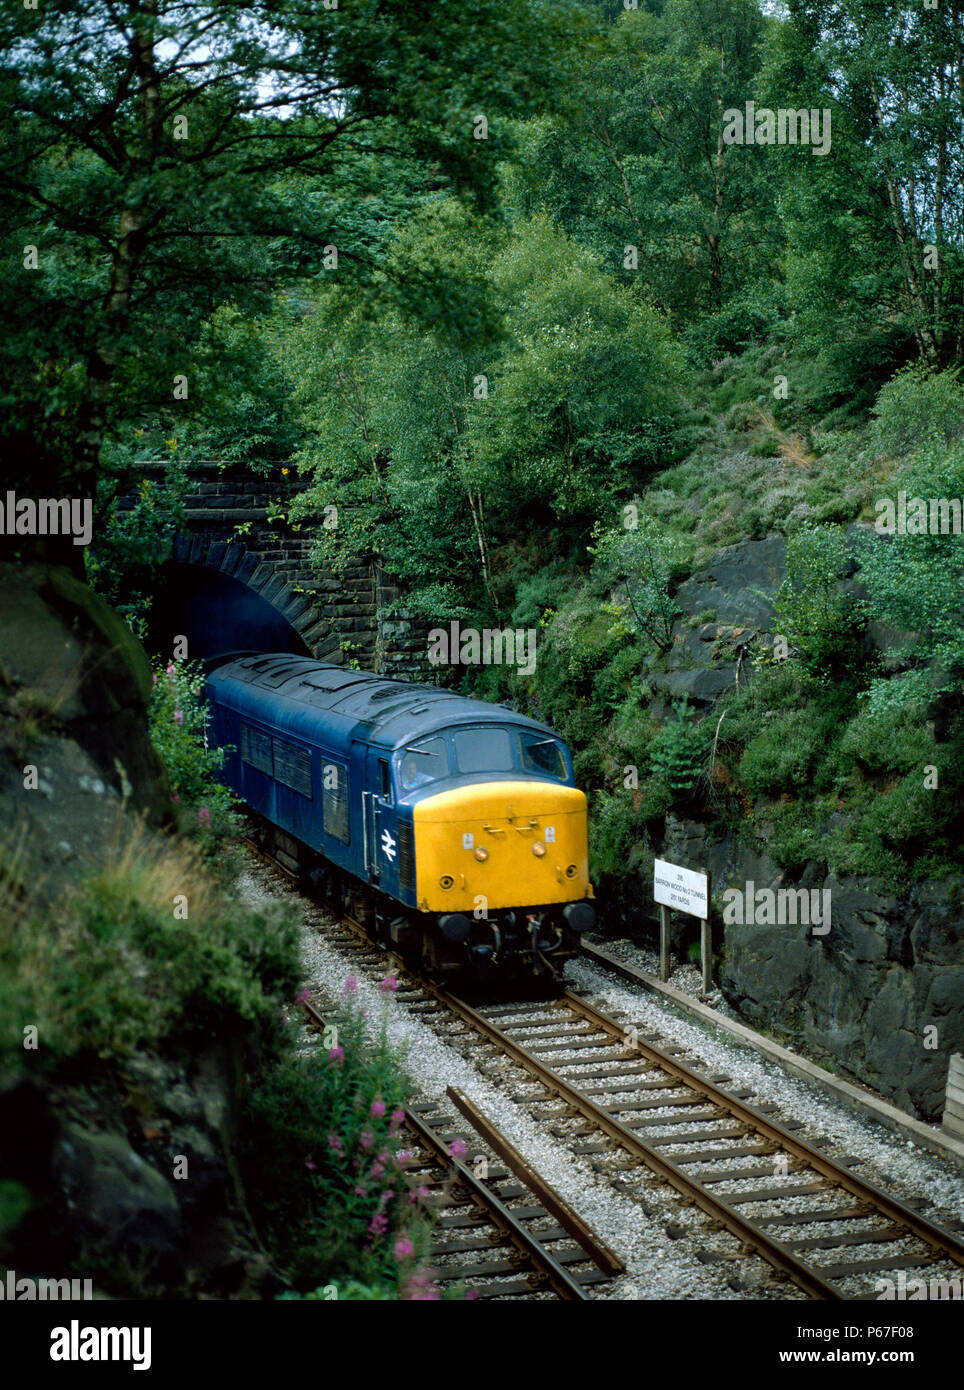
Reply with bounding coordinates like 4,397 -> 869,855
205,653 -> 559,749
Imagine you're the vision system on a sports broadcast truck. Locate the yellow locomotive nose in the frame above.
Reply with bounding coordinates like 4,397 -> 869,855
412,781 -> 591,913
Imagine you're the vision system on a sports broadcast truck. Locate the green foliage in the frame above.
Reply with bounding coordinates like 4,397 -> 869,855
649,698 -> 708,795
148,658 -> 242,863
774,525 -> 860,670
590,513 -> 686,652
243,981 -> 438,1296
858,442 -> 964,683
872,365 -> 964,458
0,831 -> 300,1069
86,462 -> 189,627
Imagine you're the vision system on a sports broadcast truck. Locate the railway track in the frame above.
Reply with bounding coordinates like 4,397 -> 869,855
252,840 -> 964,1300
300,995 -> 621,1298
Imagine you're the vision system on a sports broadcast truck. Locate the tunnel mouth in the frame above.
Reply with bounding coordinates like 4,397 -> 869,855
145,563 -> 310,663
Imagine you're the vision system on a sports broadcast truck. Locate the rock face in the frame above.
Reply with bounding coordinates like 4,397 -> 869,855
0,1043 -> 276,1297
639,533 -> 963,1122
659,816 -> 963,1119
0,561 -> 168,900
648,537 -> 787,711
0,564 -> 277,1295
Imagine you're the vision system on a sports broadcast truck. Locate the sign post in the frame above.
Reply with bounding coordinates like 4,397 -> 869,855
653,858 -> 711,991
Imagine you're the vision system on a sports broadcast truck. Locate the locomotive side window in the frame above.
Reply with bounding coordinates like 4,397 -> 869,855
520,733 -> 567,781
378,757 -> 392,803
322,760 -> 350,842
453,727 -> 513,774
240,723 -> 273,776
272,736 -> 313,799
399,737 -> 448,790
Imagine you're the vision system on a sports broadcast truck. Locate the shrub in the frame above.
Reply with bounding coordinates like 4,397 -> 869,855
243,978 -> 437,1295
149,657 -> 243,863
872,363 -> 964,458
589,513 -> 686,653
0,830 -> 300,1069
649,698 -> 709,797
773,524 -> 861,670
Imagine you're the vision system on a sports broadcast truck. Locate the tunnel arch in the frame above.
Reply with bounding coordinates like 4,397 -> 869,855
147,546 -> 316,662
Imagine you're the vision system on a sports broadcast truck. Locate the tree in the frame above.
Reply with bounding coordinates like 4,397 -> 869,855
0,0 -> 586,554
506,0 -> 779,325
775,1 -> 964,368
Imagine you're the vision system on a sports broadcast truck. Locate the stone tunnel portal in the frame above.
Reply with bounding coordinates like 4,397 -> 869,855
146,563 -> 310,663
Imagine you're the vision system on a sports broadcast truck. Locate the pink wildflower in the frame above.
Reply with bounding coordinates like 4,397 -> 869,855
173,709 -> 183,726
170,792 -> 180,805
395,1151 -> 411,1168
304,1157 -> 317,1171
328,1046 -> 344,1066
380,975 -> 398,994
448,1138 -> 467,1159
166,664 -> 175,675
466,1288 -> 479,1301
370,1099 -> 386,1119
368,1213 -> 388,1237
296,988 -> 311,1004
369,1162 -> 385,1181
197,806 -> 211,828
343,974 -> 358,994
360,1129 -> 374,1150
354,1185 -> 368,1198
327,1133 -> 343,1154
394,1237 -> 414,1260
390,1109 -> 405,1133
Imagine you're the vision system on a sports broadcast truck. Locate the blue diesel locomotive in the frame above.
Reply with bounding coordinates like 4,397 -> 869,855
205,653 -> 596,982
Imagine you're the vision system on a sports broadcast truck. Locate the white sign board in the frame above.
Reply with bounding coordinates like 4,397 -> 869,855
654,859 -> 708,920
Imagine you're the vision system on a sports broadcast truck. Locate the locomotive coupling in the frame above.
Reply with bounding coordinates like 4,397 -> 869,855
563,900 -> 596,932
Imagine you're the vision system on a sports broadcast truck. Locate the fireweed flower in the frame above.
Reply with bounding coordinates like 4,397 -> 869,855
173,709 -> 183,726
296,988 -> 311,1005
328,1046 -> 344,1066
368,1213 -> 388,1237
166,664 -> 175,675
390,1109 -> 405,1134
343,974 -> 359,994
380,975 -> 398,994
354,1185 -> 368,1198
360,1130 -> 374,1150
370,1099 -> 386,1119
448,1139 -> 467,1159
369,1162 -> 385,1181
394,1237 -> 414,1260
197,806 -> 211,828
304,1157 -> 317,1171
327,1133 -> 343,1154
395,1151 -> 411,1168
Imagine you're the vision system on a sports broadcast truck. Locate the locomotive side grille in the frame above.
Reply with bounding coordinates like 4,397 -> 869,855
397,822 -> 414,890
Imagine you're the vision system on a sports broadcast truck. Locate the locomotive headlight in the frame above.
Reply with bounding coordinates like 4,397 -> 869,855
439,874 -> 455,890
532,842 -> 546,857
474,847 -> 488,862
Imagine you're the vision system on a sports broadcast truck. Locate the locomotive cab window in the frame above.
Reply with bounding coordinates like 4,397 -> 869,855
398,737 -> 448,791
378,757 -> 392,804
520,733 -> 567,781
453,726 -> 513,775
